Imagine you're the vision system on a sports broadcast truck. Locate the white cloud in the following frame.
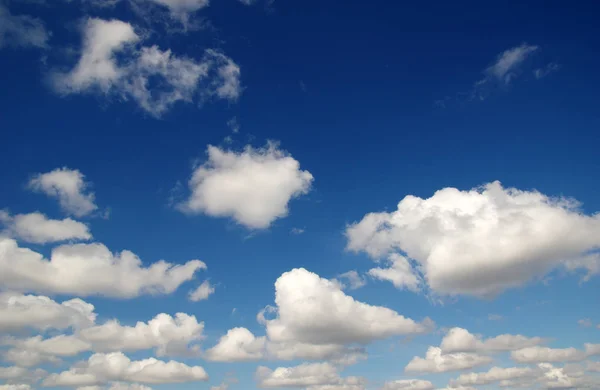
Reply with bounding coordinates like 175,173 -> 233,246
29,168 -> 98,217
404,347 -> 492,373
204,327 -> 266,362
334,271 -> 366,290
0,292 -> 96,333
0,211 -> 91,244
43,352 -> 208,387
511,344 -> 600,363
255,363 -> 365,389
180,143 -> 313,229
0,4 -> 49,49
485,43 -> 538,83
188,280 -> 215,302
52,18 -> 241,117
346,181 -> 600,297
587,361 -> 600,372
450,366 -> 536,387
367,254 -> 421,292
534,62 -> 560,79
440,327 -> 544,354
0,238 -> 206,298
0,366 -> 28,380
0,386 -> 32,390
147,0 -> 209,24
264,268 -> 431,346
381,379 -> 434,390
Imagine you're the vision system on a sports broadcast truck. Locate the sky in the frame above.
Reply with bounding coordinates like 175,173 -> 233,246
0,0 -> 599,390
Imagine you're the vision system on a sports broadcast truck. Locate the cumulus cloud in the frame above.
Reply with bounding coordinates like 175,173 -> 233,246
0,211 -> 91,244
204,327 -> 266,362
51,18 -> 241,117
404,347 -> 492,373
255,363 -> 365,389
346,181 -> 600,297
188,280 -> 215,302
265,268 -> 431,345
381,379 -> 434,390
333,271 -> 366,290
0,238 -> 206,298
450,366 -> 536,387
440,327 -> 545,354
367,254 -> 421,292
0,4 -> 49,49
0,292 -> 96,333
29,168 -> 98,217
511,344 -> 600,363
180,143 -> 313,229
43,352 -> 208,387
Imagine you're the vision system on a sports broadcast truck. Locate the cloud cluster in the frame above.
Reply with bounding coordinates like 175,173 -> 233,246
52,18 -> 241,117
346,181 -> 600,297
440,327 -> 545,353
0,4 -> 49,49
181,143 -> 313,229
255,362 -> 365,389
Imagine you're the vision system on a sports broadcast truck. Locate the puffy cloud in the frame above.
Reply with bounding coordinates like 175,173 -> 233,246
381,379 -> 434,390
205,327 -> 266,362
51,18 -> 241,117
450,366 -> 536,386
265,268 -> 431,345
255,363 -> 365,389
0,238 -> 206,298
333,271 -> 366,290
29,168 -> 98,217
188,280 -> 215,302
0,4 -> 49,49
534,362 -> 596,389
346,181 -> 600,297
404,347 -> 492,373
367,254 -> 421,292
180,143 -> 313,229
510,344 -> 600,363
147,0 -> 209,24
43,352 -> 208,387
440,327 -> 544,353
0,366 -> 28,380
0,292 -> 96,333
0,211 -> 91,244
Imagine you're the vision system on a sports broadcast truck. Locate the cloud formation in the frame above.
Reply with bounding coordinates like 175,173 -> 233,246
404,347 -> 492,373
0,4 -> 49,49
255,362 -> 365,389
181,143 -> 313,229
346,181 -> 600,297
0,211 -> 91,244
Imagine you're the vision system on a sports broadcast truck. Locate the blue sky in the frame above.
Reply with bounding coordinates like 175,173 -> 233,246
0,0 -> 599,390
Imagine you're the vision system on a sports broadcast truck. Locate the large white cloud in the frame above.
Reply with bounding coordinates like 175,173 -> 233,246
440,327 -> 545,353
29,168 -> 98,217
0,211 -> 91,244
180,143 -> 313,229
0,292 -> 96,333
255,363 -> 365,389
0,4 -> 49,49
43,352 -> 208,387
346,181 -> 600,297
381,379 -> 434,390
0,238 -> 206,298
51,18 -> 241,117
265,268 -> 431,345
404,347 -> 492,373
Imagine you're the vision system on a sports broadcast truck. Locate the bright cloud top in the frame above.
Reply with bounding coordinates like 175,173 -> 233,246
346,181 -> 600,297
51,18 -> 241,117
181,143 -> 314,229
0,238 -> 206,298
29,168 -> 98,217
0,211 -> 91,244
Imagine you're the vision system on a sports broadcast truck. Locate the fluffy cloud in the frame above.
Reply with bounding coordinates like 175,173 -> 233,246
346,181 -> 600,297
265,268 -> 431,345
180,143 -> 313,229
51,18 -> 241,117
450,366 -> 536,387
147,0 -> 209,24
404,347 -> 492,373
0,4 -> 49,49
333,271 -> 366,290
0,238 -> 206,298
0,386 -> 32,390
440,327 -> 544,353
0,292 -> 96,333
511,344 -> 600,363
255,363 -> 365,389
204,327 -> 266,362
485,43 -> 538,83
43,352 -> 208,387
367,254 -> 421,292
188,280 -> 215,302
381,379 -> 434,390
0,211 -> 91,244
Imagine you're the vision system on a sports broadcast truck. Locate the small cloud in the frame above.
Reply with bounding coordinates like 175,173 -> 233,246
290,227 -> 305,235
227,116 -> 240,133
578,318 -> 592,328
189,280 -> 215,302
299,80 -> 307,92
534,62 -> 560,79
231,308 -> 237,315
488,314 -> 503,321
334,270 -> 366,290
